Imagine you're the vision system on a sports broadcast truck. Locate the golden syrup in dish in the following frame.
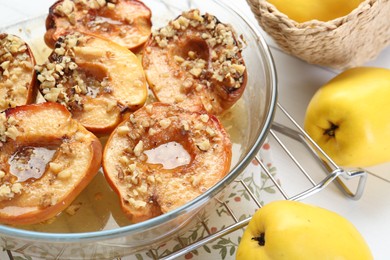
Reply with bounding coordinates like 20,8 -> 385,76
9,146 -> 57,182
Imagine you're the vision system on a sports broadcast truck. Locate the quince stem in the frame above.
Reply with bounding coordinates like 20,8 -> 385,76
252,232 -> 265,246
324,122 -> 339,137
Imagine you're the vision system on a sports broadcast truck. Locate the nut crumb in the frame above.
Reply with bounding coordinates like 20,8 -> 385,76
196,138 -> 211,151
128,197 -> 146,209
159,118 -> 171,129
0,34 -> 33,111
49,162 -> 63,174
0,114 -> 21,143
117,124 -> 130,135
65,202 -> 82,215
57,170 -> 72,180
133,140 -> 144,157
200,114 -> 209,123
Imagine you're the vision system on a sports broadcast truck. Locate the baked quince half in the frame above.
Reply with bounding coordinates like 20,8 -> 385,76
0,34 -> 37,111
142,9 -> 247,115
103,102 -> 232,223
45,0 -> 152,51
0,102 -> 102,225
36,32 -> 148,134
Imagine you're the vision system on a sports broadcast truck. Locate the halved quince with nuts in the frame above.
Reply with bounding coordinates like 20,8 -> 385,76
36,32 -> 148,134
0,102 -> 102,225
0,33 -> 37,111
45,0 -> 152,51
142,9 -> 247,115
103,102 -> 232,223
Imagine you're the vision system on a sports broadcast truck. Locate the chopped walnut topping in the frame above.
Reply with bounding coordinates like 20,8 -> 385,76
128,171 -> 139,185
128,131 -> 140,141
128,163 -> 136,172
195,83 -> 203,92
40,193 -> 57,208
200,114 -> 209,123
181,120 -> 190,131
231,64 -> 246,75
107,103 -> 231,221
119,155 -> 130,165
148,127 -> 157,135
0,61 -> 10,70
181,78 -> 193,90
137,182 -> 148,194
150,9 -> 246,90
117,167 -> 124,180
5,124 -> 19,140
196,138 -> 211,151
194,121 -> 205,131
0,34 -> 33,110
65,202 -> 82,215
145,104 -> 153,114
129,114 -> 137,124
133,140 -> 144,157
206,126 -> 217,137
36,33 -> 112,111
11,183 -> 22,194
0,113 -> 6,140
57,170 -> 72,180
188,51 -> 196,59
107,2 -> 115,10
49,162 -> 63,174
174,55 -> 185,63
127,197 -> 146,209
189,67 -> 202,77
106,99 -> 117,112
159,118 -> 171,129
190,175 -> 201,187
141,119 -> 150,128
55,0 -> 115,19
54,0 -> 75,16
117,124 -> 131,135
0,182 -> 23,201
0,185 -> 12,201
0,113 -> 20,143
147,175 -> 155,184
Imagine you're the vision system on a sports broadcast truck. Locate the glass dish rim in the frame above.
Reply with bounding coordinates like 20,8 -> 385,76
0,0 -> 278,243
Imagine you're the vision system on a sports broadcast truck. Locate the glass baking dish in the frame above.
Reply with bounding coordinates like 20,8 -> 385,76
0,0 -> 277,258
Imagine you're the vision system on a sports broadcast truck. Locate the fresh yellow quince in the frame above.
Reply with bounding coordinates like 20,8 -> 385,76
267,0 -> 364,22
236,200 -> 373,260
304,67 -> 390,167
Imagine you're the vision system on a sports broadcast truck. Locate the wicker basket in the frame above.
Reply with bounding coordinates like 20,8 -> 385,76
246,0 -> 390,69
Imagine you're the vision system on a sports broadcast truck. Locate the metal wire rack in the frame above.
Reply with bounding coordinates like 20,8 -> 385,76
4,103 -> 368,260
155,102 -> 367,260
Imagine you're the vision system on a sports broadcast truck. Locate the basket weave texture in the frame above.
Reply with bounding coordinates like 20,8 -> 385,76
246,0 -> 390,69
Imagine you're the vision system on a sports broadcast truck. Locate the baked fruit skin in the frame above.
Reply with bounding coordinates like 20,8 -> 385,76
44,0 -> 152,52
103,102 -> 232,223
36,32 -> 148,134
0,102 -> 102,225
0,33 -> 37,111
142,9 -> 247,115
